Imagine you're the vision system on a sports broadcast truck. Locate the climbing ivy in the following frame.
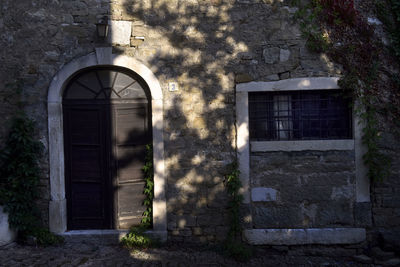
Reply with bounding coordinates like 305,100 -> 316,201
0,112 -> 43,233
141,144 -> 154,227
0,110 -> 63,245
120,144 -> 155,248
376,0 -> 400,61
223,161 -> 252,262
294,0 -> 395,181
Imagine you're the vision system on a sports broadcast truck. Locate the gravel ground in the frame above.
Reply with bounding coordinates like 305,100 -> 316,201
0,241 -> 387,267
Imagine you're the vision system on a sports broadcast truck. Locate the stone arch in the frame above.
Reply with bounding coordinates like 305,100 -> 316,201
48,48 -> 166,240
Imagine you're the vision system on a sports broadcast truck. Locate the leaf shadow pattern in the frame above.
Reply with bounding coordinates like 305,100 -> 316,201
114,0 -> 338,243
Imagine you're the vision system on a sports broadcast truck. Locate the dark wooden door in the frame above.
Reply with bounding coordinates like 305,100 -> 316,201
63,68 -> 150,230
64,104 -> 111,229
112,104 -> 148,229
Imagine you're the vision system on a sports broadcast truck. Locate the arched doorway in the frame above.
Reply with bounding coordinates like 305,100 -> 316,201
48,49 -> 166,240
63,67 -> 151,230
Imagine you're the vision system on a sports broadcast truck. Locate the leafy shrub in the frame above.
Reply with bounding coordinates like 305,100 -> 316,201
0,112 -> 43,234
30,227 -> 64,246
0,111 -> 63,245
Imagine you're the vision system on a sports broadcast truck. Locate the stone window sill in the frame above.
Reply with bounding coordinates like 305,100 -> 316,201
250,140 -> 355,152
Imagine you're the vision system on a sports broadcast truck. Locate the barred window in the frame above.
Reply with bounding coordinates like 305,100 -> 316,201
249,90 -> 352,141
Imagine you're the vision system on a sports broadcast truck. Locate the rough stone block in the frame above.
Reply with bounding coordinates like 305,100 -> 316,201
280,49 -> 291,62
279,72 -> 290,79
379,229 -> 400,252
192,227 -> 202,236
243,228 -> 366,245
265,74 -> 279,81
235,73 -> 253,83
354,202 -> 372,227
251,187 -> 278,202
177,215 -> 196,228
130,37 -> 144,47
253,206 -> 302,228
317,201 -> 354,226
263,47 -> 280,64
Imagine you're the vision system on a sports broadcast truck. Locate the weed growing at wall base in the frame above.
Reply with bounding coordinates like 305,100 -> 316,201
120,224 -> 159,249
120,144 -> 157,249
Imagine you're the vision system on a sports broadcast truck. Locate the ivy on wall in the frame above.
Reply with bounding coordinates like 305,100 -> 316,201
120,144 -> 155,248
141,144 -> 154,227
223,161 -> 252,262
293,0 -> 398,181
0,110 -> 63,245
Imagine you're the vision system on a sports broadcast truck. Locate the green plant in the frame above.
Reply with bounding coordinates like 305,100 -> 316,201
223,161 -> 252,262
30,227 -> 64,246
376,0 -> 400,61
141,144 -> 154,227
120,225 -> 158,249
0,112 -> 43,234
294,3 -> 331,53
120,144 -> 156,248
294,0 -> 396,182
0,111 -> 63,246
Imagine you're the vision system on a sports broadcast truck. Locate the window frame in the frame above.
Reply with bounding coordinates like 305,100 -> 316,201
248,90 -> 353,142
235,77 -> 368,204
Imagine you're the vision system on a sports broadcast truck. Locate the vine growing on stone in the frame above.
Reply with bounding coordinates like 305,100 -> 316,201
223,161 -> 252,262
121,144 -> 155,248
0,110 -> 63,245
293,0 -> 397,181
141,143 -> 154,227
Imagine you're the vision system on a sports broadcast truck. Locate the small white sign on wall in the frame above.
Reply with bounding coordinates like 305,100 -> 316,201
168,82 -> 179,92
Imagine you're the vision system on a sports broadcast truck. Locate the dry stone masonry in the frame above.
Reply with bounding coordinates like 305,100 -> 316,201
0,0 -> 399,254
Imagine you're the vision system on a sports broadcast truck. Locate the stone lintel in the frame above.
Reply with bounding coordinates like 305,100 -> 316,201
236,77 -> 340,92
243,228 -> 366,245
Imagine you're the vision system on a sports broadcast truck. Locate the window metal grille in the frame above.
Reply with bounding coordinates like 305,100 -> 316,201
249,90 -> 352,141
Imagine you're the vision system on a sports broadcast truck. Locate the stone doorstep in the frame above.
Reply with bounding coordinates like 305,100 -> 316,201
61,230 -> 167,245
243,228 -> 366,246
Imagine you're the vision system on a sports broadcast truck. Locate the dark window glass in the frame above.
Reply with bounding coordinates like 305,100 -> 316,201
64,68 -> 147,100
249,90 -> 352,141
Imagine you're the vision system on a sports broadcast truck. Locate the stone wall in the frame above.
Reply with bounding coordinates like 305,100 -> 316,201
0,0 -> 111,225
1,0 -> 398,246
370,128 -> 400,251
250,151 -> 356,229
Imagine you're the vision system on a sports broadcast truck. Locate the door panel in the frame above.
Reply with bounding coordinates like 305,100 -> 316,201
113,104 -> 148,229
117,182 -> 147,228
70,147 -> 102,182
115,107 -> 148,144
64,105 -> 111,229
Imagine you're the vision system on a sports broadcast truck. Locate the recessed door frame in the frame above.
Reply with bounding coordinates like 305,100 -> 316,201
47,48 -> 167,241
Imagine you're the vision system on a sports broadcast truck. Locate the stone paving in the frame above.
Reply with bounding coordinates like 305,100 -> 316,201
2,241 -> 398,267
